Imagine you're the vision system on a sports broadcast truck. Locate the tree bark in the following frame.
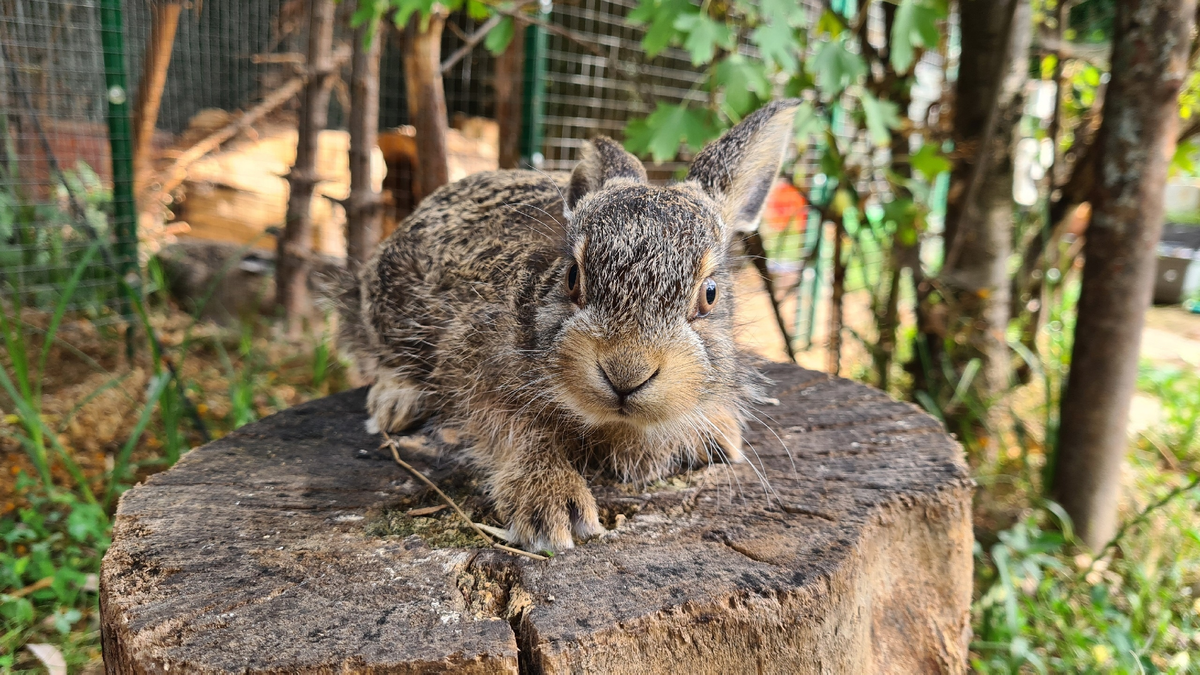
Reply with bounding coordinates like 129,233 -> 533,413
494,21 -> 526,170
403,12 -> 450,202
132,1 -> 182,191
916,0 -> 1030,410
347,12 -> 384,272
276,0 -> 337,330
1052,0 -> 1195,549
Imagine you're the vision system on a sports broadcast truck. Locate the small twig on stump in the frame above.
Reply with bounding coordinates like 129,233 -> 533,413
380,431 -> 548,561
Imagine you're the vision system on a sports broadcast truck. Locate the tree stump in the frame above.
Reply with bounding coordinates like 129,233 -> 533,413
100,363 -> 973,674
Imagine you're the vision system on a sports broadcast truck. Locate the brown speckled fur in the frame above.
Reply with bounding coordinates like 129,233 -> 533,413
338,100 -> 799,552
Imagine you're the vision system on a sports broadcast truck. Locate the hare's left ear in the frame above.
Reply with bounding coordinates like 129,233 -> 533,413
567,136 -> 648,213
687,99 -> 800,235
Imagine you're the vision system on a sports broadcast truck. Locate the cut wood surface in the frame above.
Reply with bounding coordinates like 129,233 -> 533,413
100,363 -> 973,674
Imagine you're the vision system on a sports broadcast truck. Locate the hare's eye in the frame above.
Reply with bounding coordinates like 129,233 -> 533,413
566,263 -> 583,305
694,278 -> 718,319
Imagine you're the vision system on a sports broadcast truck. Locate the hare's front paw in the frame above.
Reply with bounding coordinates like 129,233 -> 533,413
497,469 -> 604,553
366,374 -> 424,434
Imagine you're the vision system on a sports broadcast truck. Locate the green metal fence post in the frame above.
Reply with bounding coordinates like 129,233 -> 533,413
99,0 -> 138,288
519,1 -> 550,168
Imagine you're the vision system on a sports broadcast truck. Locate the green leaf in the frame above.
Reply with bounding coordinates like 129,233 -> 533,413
752,22 -> 799,73
631,0 -> 693,57
882,197 -> 919,244
860,91 -> 902,146
816,9 -> 844,37
713,55 -> 771,116
0,596 -> 33,624
484,16 -> 516,55
759,0 -> 803,24
911,142 -> 952,180
391,0 -> 438,29
809,39 -> 865,97
53,608 -> 83,634
784,70 -> 814,97
626,0 -> 656,24
889,0 -> 944,73
624,104 -> 718,163
105,370 -> 172,507
1172,139 -> 1199,176
792,101 -> 827,147
350,1 -> 383,28
466,0 -> 491,20
674,13 -> 734,66
66,502 -> 107,543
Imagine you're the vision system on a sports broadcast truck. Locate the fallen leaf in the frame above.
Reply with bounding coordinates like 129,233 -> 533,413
406,505 -> 448,517
26,644 -> 67,675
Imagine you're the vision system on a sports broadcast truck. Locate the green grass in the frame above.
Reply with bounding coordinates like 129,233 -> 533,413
968,357 -> 1200,674
0,243 -> 350,670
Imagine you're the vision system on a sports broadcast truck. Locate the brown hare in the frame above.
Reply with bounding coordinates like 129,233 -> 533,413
337,100 -> 799,552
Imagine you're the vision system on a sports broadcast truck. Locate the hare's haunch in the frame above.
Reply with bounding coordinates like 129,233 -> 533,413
338,100 -> 800,552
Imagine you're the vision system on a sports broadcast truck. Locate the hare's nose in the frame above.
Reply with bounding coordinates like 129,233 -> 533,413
598,361 -> 658,402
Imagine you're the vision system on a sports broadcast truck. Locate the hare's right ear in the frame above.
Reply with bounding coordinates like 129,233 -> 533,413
687,99 -> 800,235
567,136 -> 648,212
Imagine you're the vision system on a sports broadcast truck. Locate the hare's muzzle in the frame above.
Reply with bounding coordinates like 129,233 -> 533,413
597,357 -> 659,411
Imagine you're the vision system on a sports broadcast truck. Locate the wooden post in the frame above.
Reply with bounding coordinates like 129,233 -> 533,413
1052,0 -> 1195,549
132,1 -> 182,190
403,11 -> 450,202
347,12 -> 384,272
494,19 -> 525,170
276,0 -> 337,330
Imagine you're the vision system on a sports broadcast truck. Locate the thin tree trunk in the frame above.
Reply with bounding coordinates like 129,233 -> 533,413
876,264 -> 902,391
1015,1 -> 1069,383
874,1 -> 912,393
347,12 -> 384,272
494,20 -> 526,170
132,2 -> 182,189
742,230 -> 797,363
277,0 -> 337,330
403,12 -> 450,202
916,0 -> 1030,404
828,221 -> 845,376
1052,0 -> 1195,549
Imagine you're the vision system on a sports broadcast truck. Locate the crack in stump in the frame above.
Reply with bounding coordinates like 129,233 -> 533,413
455,553 -> 542,674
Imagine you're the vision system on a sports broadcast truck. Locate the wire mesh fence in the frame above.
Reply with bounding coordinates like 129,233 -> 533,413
1,0 -> 137,324
2,0 -> 907,359
541,0 -> 705,178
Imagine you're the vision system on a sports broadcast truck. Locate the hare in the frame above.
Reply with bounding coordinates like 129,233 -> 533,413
337,100 -> 799,552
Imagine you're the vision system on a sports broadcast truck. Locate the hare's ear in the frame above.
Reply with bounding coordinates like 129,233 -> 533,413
567,136 -> 648,212
687,99 -> 800,235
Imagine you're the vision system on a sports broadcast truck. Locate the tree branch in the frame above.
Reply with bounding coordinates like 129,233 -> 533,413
441,3 -> 539,74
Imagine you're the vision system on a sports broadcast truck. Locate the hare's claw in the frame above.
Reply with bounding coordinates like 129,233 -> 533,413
366,374 -> 424,434
499,470 -> 604,553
